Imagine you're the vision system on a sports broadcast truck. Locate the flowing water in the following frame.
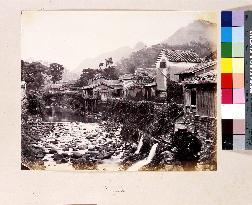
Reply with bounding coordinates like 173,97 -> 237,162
127,143 -> 158,171
135,135 -> 144,154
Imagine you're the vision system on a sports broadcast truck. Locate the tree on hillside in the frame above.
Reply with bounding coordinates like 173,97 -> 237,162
101,66 -> 119,80
99,63 -> 104,69
49,63 -> 64,83
75,68 -> 100,87
105,57 -> 113,67
116,41 -> 214,74
21,60 -> 49,90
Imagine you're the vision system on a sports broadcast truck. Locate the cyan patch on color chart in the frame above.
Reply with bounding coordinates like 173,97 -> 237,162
232,27 -> 244,42
221,27 -> 232,42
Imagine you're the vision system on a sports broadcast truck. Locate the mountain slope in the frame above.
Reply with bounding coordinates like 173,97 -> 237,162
73,19 -> 217,75
116,20 -> 217,74
73,42 -> 146,74
163,19 -> 217,50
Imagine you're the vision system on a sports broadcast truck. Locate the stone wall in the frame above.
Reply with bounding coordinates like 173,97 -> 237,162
194,116 -> 217,165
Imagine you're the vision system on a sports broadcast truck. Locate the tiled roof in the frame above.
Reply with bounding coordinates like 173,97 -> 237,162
50,83 -> 63,89
184,70 -> 217,84
92,75 -> 109,81
144,82 -> 157,87
176,60 -> 217,75
105,80 -> 122,86
82,82 -> 114,90
156,49 -> 203,63
119,73 -> 135,80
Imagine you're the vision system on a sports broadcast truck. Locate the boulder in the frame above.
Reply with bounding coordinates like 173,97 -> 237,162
49,148 -> 57,154
61,158 -> 68,163
62,152 -> 69,158
62,147 -> 69,151
36,153 -> 45,159
71,152 -> 82,159
78,145 -> 87,150
51,140 -> 58,145
53,153 -> 63,161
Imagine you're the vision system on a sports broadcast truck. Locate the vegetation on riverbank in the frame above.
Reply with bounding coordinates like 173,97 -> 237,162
100,99 -> 216,171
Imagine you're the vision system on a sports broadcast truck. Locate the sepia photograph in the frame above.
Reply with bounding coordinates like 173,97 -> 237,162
21,11 -> 217,171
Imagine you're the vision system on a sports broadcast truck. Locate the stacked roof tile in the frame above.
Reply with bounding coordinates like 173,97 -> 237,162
156,49 -> 203,64
176,60 -> 217,75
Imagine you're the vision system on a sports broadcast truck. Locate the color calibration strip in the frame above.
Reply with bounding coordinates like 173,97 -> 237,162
221,11 -> 246,150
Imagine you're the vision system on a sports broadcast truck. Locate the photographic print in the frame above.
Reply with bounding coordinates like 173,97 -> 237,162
21,11 -> 217,171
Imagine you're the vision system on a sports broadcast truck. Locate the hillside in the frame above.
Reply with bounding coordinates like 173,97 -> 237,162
73,42 -> 146,75
73,19 -> 217,75
117,19 -> 217,74
163,19 -> 217,50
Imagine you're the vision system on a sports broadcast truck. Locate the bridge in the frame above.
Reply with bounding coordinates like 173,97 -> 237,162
43,89 -> 100,114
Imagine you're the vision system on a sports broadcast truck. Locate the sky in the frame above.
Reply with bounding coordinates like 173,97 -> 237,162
21,11 -> 217,71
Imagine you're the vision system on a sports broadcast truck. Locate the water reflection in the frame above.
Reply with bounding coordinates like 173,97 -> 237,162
43,106 -> 98,123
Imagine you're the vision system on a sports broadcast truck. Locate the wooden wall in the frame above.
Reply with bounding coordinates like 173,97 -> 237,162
196,86 -> 216,117
184,84 -> 216,118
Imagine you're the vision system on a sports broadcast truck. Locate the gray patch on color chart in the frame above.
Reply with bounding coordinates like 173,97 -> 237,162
233,135 -> 245,150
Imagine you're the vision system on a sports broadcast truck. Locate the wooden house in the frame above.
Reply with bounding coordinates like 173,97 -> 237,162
89,75 -> 109,85
174,60 -> 217,133
104,79 -> 123,97
155,49 -> 202,94
176,60 -> 217,118
82,82 -> 114,101
82,75 -> 124,101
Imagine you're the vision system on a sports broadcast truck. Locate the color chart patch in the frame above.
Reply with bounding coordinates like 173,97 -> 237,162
221,11 -> 245,150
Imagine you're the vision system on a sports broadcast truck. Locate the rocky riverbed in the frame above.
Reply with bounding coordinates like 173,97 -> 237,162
26,120 -> 131,171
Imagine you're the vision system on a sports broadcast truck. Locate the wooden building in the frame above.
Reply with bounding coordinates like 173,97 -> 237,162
176,60 -> 217,118
82,82 -> 114,101
82,75 -> 124,101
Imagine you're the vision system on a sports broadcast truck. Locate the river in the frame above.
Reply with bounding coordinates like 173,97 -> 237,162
30,106 -> 159,171
38,121 -> 126,171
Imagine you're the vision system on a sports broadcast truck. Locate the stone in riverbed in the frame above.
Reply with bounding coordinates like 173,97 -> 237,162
78,145 -> 87,150
71,152 -> 82,159
92,134 -> 97,138
37,161 -> 44,166
36,153 -> 45,159
49,148 -> 58,154
52,153 -> 63,161
62,147 -> 69,151
62,152 -> 69,158
45,144 -> 52,148
61,158 -> 68,163
102,151 -> 115,160
51,140 -> 58,145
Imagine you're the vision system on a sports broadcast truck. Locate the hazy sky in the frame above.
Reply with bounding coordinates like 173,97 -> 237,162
21,11 -> 217,70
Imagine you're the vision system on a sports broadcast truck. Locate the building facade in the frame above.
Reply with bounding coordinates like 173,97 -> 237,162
155,49 -> 202,92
